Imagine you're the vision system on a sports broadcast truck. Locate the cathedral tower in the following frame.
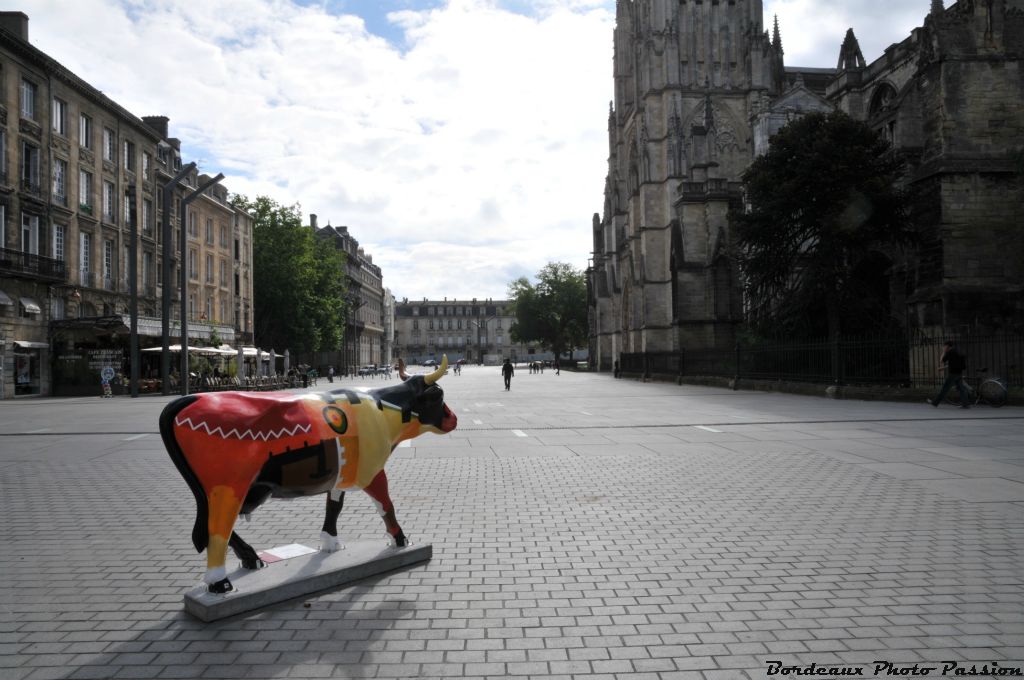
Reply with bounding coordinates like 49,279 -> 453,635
591,0 -> 786,370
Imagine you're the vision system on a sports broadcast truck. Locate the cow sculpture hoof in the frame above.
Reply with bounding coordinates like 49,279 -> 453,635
241,558 -> 266,571
392,531 -> 408,548
319,531 -> 343,553
209,578 -> 234,594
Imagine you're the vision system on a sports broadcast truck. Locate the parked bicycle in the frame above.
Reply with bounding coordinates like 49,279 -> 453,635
945,367 -> 1009,407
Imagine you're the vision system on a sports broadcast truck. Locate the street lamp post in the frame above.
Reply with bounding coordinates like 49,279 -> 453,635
179,173 -> 224,396
127,184 -> 138,398
160,161 -> 197,395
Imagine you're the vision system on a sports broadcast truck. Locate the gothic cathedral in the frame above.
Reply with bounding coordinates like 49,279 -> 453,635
588,0 -> 1024,371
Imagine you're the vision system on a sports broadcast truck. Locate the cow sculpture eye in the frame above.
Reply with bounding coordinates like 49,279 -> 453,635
323,406 -> 348,434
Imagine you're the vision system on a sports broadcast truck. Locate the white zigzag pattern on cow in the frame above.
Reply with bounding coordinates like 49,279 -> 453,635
174,416 -> 312,441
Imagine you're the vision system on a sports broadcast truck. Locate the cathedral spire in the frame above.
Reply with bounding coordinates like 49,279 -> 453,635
772,15 -> 783,55
837,28 -> 866,71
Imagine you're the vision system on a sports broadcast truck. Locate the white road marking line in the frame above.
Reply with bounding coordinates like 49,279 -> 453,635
473,419 -> 483,425
122,433 -> 149,441
512,430 -> 527,437
25,428 -> 52,433
693,426 -> 722,433
580,411 -> 593,415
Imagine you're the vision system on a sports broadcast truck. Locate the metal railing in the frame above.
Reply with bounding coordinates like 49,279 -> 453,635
620,331 -> 1024,390
0,246 -> 67,282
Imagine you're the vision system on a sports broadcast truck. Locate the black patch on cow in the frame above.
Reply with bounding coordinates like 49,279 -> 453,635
254,439 -> 338,498
159,395 -> 208,552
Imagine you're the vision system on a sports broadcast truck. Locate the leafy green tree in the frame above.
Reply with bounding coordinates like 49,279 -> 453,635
508,262 -> 587,360
732,110 -> 913,339
232,195 -> 347,355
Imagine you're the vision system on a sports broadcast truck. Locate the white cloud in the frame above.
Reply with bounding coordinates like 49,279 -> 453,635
24,0 -> 928,300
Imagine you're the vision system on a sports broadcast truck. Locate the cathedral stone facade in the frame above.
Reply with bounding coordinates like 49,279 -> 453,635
588,0 -> 1024,371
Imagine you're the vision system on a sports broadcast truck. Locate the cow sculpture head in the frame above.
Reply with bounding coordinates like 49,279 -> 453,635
375,356 -> 457,436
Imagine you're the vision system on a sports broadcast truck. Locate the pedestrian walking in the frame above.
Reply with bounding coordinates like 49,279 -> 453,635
328,366 -> 335,383
928,340 -> 969,408
501,358 -> 514,391
554,359 -> 560,375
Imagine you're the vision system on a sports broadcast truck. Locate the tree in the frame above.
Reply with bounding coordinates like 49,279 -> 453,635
508,262 -> 587,360
731,110 -> 913,339
232,195 -> 347,355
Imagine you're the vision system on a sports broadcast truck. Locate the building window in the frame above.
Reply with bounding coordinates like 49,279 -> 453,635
123,140 -> 135,172
220,225 -> 228,248
189,294 -> 195,318
189,249 -> 197,280
0,130 -> 6,184
79,170 -> 93,210
143,251 -> 153,287
52,97 -> 67,135
80,232 -> 92,276
142,152 -> 151,180
102,127 -> 115,162
79,114 -> 92,149
52,296 -> 65,321
52,158 -> 68,205
103,239 -> 113,286
21,213 -> 39,254
188,212 -> 197,238
102,181 -> 115,220
124,194 -> 131,224
53,224 -> 65,261
19,79 -> 36,119
142,198 -> 152,233
20,141 -> 40,192
205,253 -> 213,283
205,218 -> 213,244
206,296 -> 213,320
220,259 -> 227,287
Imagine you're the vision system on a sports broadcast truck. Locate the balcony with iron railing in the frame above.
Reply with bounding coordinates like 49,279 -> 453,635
0,247 -> 67,282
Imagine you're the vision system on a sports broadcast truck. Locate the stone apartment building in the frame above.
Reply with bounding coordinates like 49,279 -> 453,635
588,0 -> 1024,371
0,12 -> 254,397
393,298 -> 533,366
314,220 -> 386,372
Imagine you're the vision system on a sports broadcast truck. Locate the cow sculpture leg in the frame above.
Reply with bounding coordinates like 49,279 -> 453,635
364,470 -> 407,547
320,489 -> 346,552
229,531 -> 266,571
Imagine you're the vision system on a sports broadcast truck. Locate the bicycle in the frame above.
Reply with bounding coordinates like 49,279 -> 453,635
944,367 -> 1009,407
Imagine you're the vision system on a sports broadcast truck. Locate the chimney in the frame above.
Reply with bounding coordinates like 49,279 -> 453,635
142,116 -> 169,139
0,12 -> 29,42
310,214 -> 318,229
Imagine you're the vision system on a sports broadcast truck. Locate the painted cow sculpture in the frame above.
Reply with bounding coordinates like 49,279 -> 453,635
159,356 -> 456,593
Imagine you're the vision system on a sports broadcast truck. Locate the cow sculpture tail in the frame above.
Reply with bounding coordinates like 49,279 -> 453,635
159,395 -> 209,553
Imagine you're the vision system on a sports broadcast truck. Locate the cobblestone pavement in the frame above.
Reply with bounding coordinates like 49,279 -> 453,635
1,367 -> 1022,680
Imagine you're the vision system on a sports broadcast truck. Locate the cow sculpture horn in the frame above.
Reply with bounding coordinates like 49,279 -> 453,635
424,355 -> 448,386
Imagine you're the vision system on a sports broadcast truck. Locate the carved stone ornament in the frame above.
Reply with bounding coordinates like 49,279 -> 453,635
688,99 -> 742,154
19,118 -> 42,140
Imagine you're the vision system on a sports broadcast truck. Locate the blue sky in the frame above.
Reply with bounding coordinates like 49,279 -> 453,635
25,0 -> 931,300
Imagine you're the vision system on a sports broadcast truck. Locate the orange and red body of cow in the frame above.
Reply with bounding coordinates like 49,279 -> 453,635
159,360 -> 456,593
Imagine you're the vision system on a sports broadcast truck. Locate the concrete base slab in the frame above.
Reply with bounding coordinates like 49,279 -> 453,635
184,541 -> 432,622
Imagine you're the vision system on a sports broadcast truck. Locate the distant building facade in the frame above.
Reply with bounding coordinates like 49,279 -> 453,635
393,298 -> 535,366
315,220 -> 385,372
0,13 -> 254,397
588,0 -> 1024,371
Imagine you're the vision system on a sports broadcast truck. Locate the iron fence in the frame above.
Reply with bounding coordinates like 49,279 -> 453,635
620,331 -> 1023,390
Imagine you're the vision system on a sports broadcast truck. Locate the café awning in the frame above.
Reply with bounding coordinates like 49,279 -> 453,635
20,297 -> 41,314
0,289 -> 12,306
14,340 -> 49,349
